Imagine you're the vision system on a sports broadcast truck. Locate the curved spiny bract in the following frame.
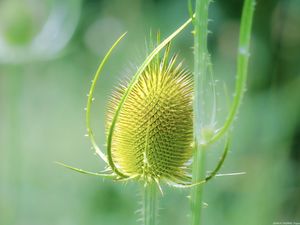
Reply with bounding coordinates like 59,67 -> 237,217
107,53 -> 193,185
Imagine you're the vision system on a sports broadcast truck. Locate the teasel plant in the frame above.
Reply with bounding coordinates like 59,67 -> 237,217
57,0 -> 255,224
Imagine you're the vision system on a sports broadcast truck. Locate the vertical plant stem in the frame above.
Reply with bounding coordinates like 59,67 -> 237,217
191,144 -> 207,225
191,0 -> 210,224
143,182 -> 158,225
193,0 -> 209,128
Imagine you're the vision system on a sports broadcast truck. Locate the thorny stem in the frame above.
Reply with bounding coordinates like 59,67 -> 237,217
143,182 -> 158,225
190,0 -> 255,225
191,143 -> 207,225
191,0 -> 210,225
207,0 -> 255,145
86,33 -> 127,165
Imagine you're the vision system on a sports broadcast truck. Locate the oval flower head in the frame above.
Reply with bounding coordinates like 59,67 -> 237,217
107,45 -> 193,186
56,21 -> 203,190
57,18 -> 231,191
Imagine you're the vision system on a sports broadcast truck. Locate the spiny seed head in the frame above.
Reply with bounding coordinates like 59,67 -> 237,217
107,53 -> 193,185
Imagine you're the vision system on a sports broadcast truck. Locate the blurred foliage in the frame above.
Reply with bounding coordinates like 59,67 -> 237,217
0,0 -> 299,225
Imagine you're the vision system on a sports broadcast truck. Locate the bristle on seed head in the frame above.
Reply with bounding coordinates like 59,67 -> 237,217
106,51 -> 193,185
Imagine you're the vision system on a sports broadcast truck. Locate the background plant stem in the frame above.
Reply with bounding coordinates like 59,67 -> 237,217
144,182 -> 158,225
191,0 -> 210,224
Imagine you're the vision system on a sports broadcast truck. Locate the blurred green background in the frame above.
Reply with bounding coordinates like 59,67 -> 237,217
0,0 -> 299,225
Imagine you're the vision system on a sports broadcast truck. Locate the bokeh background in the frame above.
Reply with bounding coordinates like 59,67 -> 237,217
0,0 -> 299,225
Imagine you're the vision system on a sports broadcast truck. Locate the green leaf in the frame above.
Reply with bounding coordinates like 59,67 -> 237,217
55,162 -> 115,178
86,32 -> 127,163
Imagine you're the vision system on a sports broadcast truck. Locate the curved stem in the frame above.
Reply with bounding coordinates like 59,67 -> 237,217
204,137 -> 230,182
208,0 -> 255,145
173,135 -> 230,189
143,182 -> 158,225
86,32 -> 127,164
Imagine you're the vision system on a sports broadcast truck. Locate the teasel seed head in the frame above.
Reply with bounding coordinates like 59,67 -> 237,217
107,50 -> 194,185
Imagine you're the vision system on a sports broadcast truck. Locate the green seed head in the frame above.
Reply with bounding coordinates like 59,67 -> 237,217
107,52 -> 193,184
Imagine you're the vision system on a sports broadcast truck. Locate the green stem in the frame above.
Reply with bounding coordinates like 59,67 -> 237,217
191,144 -> 207,225
208,0 -> 255,145
194,0 -> 209,130
86,32 -> 127,166
143,182 -> 158,225
190,1 -> 255,224
191,0 -> 210,224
